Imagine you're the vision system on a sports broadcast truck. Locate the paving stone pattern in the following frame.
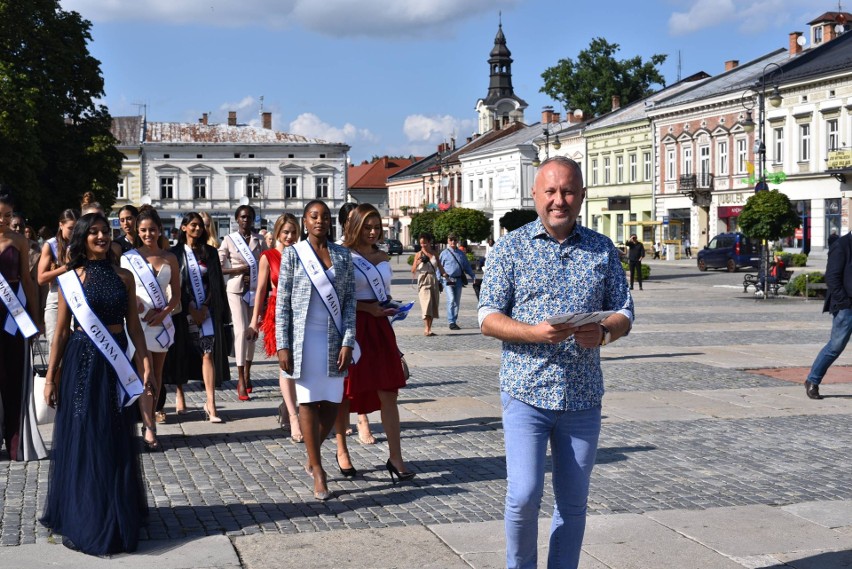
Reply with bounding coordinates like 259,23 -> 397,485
1,262 -> 849,546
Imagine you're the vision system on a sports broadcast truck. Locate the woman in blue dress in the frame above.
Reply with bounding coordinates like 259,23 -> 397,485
41,212 -> 153,555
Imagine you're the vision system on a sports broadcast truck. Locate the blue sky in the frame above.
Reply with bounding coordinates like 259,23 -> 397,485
62,0 -> 828,163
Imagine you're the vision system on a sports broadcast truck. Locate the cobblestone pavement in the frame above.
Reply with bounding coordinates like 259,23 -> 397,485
2,260 -> 851,553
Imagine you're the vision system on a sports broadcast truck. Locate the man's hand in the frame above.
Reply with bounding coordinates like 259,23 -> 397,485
573,322 -> 604,349
530,321 -> 576,345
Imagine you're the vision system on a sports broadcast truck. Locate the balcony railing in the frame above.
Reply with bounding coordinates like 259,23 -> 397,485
678,173 -> 714,190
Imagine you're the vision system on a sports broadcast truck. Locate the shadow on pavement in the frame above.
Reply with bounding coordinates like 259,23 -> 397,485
603,352 -> 705,361
757,549 -> 852,568
595,445 -> 656,465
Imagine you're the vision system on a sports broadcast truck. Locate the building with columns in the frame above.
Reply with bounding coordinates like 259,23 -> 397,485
112,111 -> 349,240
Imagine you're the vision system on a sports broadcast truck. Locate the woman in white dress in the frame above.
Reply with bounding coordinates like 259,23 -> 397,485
37,208 -> 79,356
119,206 -> 180,451
276,200 -> 356,501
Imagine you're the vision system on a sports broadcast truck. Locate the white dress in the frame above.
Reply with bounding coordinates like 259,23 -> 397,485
120,256 -> 173,353
295,266 -> 343,404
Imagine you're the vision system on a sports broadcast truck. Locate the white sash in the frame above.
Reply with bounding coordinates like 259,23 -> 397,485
57,270 -> 144,407
184,245 -> 214,337
351,253 -> 388,304
0,270 -> 38,338
293,241 -> 360,363
227,232 -> 258,306
123,250 -> 175,349
47,237 -> 58,261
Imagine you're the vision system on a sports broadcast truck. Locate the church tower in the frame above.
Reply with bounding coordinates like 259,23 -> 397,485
475,21 -> 527,134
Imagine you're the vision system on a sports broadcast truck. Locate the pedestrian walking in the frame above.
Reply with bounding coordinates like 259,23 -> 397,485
276,199 -> 356,501
439,232 -> 476,330
653,241 -> 661,260
41,212 -> 152,555
627,234 -> 645,291
0,193 -> 46,462
334,204 -> 415,484
805,231 -> 852,400
411,232 -> 447,336
246,213 -> 303,441
684,236 -> 692,259
219,205 -> 265,401
163,212 -> 232,423
120,206 -> 180,449
479,157 -> 634,569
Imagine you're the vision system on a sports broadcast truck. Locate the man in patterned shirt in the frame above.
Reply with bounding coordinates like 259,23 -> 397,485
479,156 -> 634,569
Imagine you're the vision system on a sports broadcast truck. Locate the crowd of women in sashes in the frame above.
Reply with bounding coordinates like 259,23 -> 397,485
0,191 -> 415,555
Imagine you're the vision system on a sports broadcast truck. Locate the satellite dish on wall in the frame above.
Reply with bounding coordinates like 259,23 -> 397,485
797,35 -> 807,46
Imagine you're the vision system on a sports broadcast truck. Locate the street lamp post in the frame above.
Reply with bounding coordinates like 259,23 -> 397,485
532,123 -> 561,167
740,62 -> 783,298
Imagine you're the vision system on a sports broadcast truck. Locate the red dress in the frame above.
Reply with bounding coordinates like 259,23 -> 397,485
259,248 -> 281,357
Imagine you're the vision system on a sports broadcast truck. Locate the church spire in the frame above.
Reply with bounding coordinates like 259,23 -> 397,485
475,19 -> 527,134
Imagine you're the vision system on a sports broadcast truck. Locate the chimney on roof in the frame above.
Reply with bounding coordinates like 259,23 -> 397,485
552,112 -> 561,124
789,32 -> 804,56
200,113 -> 209,125
450,137 -> 456,150
567,109 -> 584,124
541,106 -> 554,125
228,111 -> 237,126
724,60 -> 739,71
466,136 -> 473,143
262,112 -> 272,129
611,95 -> 621,111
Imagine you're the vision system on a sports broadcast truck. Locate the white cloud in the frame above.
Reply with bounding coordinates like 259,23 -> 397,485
219,96 -> 255,112
667,0 -> 806,36
403,114 -> 475,144
61,0 -> 520,36
289,113 -> 377,143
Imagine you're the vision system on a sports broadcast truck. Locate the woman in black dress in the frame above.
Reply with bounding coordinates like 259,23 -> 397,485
41,212 -> 152,555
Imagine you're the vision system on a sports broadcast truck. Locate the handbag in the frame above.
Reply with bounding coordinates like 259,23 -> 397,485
401,355 -> 410,381
460,273 -> 469,286
32,340 -> 55,425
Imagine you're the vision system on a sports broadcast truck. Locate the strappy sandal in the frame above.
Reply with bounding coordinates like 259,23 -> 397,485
142,426 -> 162,452
289,413 -> 303,443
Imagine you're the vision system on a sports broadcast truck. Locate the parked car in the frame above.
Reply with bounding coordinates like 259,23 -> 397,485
697,232 -> 760,272
385,239 -> 404,255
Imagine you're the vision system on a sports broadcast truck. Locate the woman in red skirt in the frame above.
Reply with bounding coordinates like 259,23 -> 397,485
334,204 -> 414,483
247,213 -> 302,441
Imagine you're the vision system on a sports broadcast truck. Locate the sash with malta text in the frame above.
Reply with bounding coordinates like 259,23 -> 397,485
184,245 -> 214,337
57,270 -> 144,407
123,250 -> 175,349
0,270 -> 38,338
228,232 -> 258,306
351,252 -> 388,304
293,241 -> 360,363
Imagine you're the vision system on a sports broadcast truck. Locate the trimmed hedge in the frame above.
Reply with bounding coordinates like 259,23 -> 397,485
622,261 -> 651,280
786,271 -> 824,297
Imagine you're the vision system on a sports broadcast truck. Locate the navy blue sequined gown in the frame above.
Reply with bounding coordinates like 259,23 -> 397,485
41,259 -> 147,555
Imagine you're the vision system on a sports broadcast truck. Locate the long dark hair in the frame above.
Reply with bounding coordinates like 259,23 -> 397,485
55,208 -> 80,265
67,213 -> 111,270
300,199 -> 330,241
134,205 -> 164,248
177,212 -> 209,259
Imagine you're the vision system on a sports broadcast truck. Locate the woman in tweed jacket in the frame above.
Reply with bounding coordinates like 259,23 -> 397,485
276,200 -> 356,501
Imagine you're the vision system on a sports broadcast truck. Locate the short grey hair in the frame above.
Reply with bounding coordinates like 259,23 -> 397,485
534,156 -> 584,187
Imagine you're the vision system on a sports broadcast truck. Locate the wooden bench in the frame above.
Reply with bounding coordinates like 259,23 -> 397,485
743,269 -> 793,295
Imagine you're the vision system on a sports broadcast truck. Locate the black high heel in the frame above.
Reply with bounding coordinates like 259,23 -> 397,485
386,459 -> 415,485
142,426 -> 161,452
336,455 -> 357,478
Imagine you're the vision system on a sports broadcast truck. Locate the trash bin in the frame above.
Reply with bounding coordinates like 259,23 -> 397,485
666,244 -> 677,260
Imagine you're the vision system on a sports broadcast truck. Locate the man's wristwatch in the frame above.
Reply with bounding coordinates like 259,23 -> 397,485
599,323 -> 611,346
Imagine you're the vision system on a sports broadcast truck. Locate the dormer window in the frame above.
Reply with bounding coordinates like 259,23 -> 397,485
814,25 -> 824,45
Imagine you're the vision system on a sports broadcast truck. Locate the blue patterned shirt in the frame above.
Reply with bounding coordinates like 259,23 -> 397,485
478,219 -> 634,411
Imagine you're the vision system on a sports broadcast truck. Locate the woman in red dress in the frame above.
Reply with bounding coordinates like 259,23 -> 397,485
334,204 -> 414,483
247,214 -> 302,441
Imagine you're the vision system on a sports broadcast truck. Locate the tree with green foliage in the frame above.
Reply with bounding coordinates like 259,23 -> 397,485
433,208 -> 490,243
0,0 -> 122,226
409,211 -> 442,244
540,38 -> 667,118
738,190 -> 800,242
499,208 -> 538,232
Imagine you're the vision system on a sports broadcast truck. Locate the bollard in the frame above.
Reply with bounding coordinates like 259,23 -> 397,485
805,274 -> 809,301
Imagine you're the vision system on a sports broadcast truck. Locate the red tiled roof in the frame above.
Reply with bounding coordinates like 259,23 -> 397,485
807,11 -> 852,25
348,157 -> 418,189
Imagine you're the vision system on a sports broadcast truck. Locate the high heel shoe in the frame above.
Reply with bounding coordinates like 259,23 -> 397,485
142,426 -> 162,452
203,404 -> 223,423
336,455 -> 357,478
236,381 -> 250,401
246,378 -> 253,394
385,459 -> 415,485
314,471 -> 333,501
289,413 -> 303,443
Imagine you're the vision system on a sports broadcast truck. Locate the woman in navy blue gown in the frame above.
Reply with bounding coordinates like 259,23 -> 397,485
40,213 -> 153,555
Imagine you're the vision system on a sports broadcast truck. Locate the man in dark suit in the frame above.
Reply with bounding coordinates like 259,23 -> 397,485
805,231 -> 852,399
